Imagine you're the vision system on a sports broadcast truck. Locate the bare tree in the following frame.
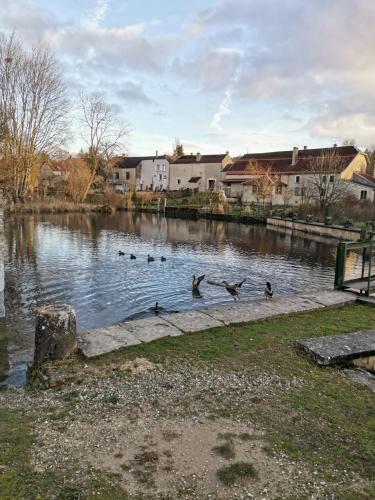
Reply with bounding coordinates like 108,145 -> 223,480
309,150 -> 349,214
245,161 -> 274,205
79,92 -> 128,202
0,33 -> 69,202
64,158 -> 93,203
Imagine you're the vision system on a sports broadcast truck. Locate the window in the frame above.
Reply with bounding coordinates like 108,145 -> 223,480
177,178 -> 181,185
159,174 -> 162,181
322,175 -> 327,183
360,190 -> 367,200
162,164 -> 166,172
329,175 -> 335,183
156,164 -> 160,172
125,172 -> 130,180
276,185 -> 283,194
163,175 -> 167,180
295,175 -> 300,184
113,172 -> 119,180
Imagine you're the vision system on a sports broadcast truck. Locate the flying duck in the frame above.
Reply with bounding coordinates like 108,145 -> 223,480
147,255 -> 155,262
222,279 -> 246,301
118,250 -> 125,256
192,274 -> 205,298
265,282 -> 273,299
130,254 -> 136,260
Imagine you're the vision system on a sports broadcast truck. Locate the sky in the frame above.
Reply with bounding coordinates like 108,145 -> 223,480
1,0 -> 375,156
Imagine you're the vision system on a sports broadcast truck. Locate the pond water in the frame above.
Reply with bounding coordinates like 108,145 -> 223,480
0,212 -> 362,385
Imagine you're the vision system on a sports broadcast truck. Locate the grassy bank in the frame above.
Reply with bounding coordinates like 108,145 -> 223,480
1,304 -> 375,498
9,200 -> 96,215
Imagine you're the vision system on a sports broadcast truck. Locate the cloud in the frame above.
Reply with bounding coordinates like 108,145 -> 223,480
116,81 -> 155,106
81,0 -> 110,29
210,90 -> 232,131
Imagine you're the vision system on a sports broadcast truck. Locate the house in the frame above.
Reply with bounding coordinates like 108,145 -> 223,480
169,153 -> 232,192
39,160 -> 69,194
109,154 -> 172,192
222,146 -> 373,205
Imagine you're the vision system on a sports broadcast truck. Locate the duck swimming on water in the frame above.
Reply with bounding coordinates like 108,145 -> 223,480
118,250 -> 125,256
264,282 -> 273,299
147,255 -> 155,262
161,256 -> 167,262
130,254 -> 136,260
149,302 -> 163,314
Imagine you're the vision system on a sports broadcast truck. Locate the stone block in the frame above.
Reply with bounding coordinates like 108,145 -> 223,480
161,310 -> 223,332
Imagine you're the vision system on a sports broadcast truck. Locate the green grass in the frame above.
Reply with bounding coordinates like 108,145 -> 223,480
1,304 -> 375,497
216,462 -> 257,485
212,441 -> 236,460
90,304 -> 375,490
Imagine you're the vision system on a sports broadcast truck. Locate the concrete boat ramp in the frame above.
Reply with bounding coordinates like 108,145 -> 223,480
78,290 -> 359,358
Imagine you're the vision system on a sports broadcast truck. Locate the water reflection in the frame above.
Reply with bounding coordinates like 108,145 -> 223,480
1,212 -> 362,384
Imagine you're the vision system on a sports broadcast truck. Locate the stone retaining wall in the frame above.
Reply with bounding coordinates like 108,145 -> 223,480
267,217 -> 361,241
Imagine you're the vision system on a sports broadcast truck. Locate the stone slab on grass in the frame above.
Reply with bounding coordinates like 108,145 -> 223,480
357,296 -> 375,307
302,290 -> 357,307
298,330 -> 375,365
161,310 -> 223,333
121,316 -> 183,342
78,325 -> 141,358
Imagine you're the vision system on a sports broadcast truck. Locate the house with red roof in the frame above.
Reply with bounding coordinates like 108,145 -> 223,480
169,152 -> 232,192
222,146 -> 374,205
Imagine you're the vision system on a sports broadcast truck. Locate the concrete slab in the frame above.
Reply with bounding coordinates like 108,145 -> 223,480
266,295 -> 323,315
120,316 -> 183,342
357,296 -> 375,307
302,290 -> 357,307
78,325 -> 141,358
203,300 -> 273,325
161,310 -> 223,333
298,330 -> 375,365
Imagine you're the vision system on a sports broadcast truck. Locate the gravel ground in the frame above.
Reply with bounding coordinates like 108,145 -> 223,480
0,359 -> 352,499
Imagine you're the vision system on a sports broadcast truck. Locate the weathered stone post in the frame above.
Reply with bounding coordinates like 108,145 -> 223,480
34,304 -> 77,365
28,304 -> 77,388
0,190 -> 5,318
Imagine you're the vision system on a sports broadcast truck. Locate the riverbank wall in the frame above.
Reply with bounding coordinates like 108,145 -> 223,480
267,217 -> 361,241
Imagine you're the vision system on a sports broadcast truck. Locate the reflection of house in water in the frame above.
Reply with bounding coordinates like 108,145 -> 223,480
0,320 -> 9,382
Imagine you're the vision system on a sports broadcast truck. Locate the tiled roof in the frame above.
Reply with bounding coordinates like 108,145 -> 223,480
225,146 -> 359,176
352,172 -> 375,188
172,154 -> 228,164
114,155 -> 169,169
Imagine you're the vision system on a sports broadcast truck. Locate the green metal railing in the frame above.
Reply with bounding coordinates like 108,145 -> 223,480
335,235 -> 375,295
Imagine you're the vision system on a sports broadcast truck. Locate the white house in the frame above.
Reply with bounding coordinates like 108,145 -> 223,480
169,153 -> 232,192
109,154 -> 172,192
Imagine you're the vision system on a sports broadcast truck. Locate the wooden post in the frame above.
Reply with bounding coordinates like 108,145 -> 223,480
33,304 -> 77,365
334,242 -> 346,289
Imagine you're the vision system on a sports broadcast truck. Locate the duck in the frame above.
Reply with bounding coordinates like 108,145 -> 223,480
192,274 -> 205,298
130,254 -> 136,260
118,250 -> 125,256
149,302 -> 163,314
161,256 -> 167,262
147,255 -> 155,262
264,281 -> 273,300
223,279 -> 246,301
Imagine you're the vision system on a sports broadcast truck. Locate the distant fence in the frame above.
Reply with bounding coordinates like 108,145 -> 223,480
267,217 -> 361,241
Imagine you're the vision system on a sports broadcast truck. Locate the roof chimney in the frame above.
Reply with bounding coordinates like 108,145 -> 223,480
303,145 -> 308,150
333,143 -> 337,148
196,152 -> 201,162
292,147 -> 299,166
155,150 -> 158,158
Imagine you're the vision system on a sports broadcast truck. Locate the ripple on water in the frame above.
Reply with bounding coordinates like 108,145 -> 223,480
1,212 -> 363,385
